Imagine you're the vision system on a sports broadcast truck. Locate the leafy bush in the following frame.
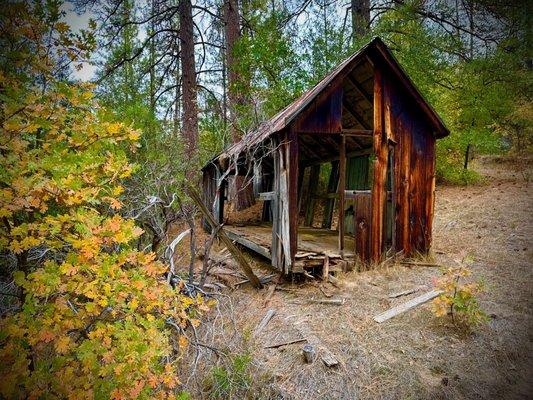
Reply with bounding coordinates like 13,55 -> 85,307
206,353 -> 253,399
0,2 -> 207,398
432,265 -> 488,327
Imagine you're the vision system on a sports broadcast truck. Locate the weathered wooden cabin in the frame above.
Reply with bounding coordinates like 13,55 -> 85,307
202,37 -> 449,275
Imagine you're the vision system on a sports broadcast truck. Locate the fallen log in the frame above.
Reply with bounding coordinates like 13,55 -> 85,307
373,289 -> 443,323
187,185 -> 263,289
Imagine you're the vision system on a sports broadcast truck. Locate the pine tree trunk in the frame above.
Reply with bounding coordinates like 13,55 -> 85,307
351,0 -> 370,43
179,0 -> 198,164
224,0 -> 254,210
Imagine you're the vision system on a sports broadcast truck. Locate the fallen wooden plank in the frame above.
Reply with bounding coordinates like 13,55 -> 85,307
254,309 -> 276,337
234,274 -> 275,287
225,229 -> 271,259
308,298 -> 345,306
264,337 -> 307,349
388,288 -> 419,299
187,185 -> 263,289
373,289 -> 444,323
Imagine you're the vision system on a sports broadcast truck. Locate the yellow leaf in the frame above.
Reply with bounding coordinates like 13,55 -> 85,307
178,335 -> 188,350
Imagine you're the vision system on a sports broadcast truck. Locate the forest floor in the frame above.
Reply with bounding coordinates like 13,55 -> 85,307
179,155 -> 533,400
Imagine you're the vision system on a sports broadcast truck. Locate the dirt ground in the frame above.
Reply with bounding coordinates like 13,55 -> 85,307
181,156 -> 533,400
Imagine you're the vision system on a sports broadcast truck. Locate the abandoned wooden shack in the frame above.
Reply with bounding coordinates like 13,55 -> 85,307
201,37 -> 449,275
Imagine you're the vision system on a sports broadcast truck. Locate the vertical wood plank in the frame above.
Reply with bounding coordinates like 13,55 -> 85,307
288,128 -> 299,268
271,141 -> 280,269
338,134 -> 346,255
370,66 -> 388,262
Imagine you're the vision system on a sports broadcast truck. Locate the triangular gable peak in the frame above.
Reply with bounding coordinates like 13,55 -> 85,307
210,37 -> 448,166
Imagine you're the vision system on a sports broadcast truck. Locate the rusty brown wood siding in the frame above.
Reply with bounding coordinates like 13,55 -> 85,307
288,127 -> 299,265
370,65 -> 388,262
386,77 -> 436,255
293,85 -> 343,134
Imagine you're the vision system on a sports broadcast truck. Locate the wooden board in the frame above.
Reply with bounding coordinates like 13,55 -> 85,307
373,290 -> 443,323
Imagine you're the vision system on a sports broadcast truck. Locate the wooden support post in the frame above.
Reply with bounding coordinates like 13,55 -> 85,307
370,66 -> 389,263
186,184 -> 263,289
338,134 -> 346,255
288,128 -> 299,268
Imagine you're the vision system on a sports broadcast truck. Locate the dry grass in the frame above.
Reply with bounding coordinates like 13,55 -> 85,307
178,155 -> 533,399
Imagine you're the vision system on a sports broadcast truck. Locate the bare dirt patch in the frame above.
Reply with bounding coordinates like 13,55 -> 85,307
181,156 -> 533,399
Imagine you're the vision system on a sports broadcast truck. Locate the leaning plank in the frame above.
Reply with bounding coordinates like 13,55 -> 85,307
373,289 -> 443,323
187,185 -> 263,289
254,309 -> 276,337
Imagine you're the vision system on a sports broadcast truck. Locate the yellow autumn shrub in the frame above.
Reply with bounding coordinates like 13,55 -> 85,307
0,2 -> 205,398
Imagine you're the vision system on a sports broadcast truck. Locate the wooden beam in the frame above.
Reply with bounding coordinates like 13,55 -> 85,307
342,101 -> 371,130
341,129 -> 373,136
347,74 -> 372,104
302,148 -> 372,167
186,184 -> 263,288
338,134 -> 346,255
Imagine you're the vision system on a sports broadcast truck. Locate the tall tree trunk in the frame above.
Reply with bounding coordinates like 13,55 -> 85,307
224,0 -> 254,210
179,0 -> 198,165
224,0 -> 243,143
351,0 -> 370,43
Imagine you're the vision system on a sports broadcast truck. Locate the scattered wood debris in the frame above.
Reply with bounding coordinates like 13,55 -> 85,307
388,287 -> 419,298
264,337 -> 307,349
254,309 -> 276,337
303,344 -> 316,363
308,298 -> 346,306
373,289 -> 444,323
187,185 -> 263,288
296,324 -> 340,367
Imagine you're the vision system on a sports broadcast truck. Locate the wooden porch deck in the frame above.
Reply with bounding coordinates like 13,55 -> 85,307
225,223 -> 356,272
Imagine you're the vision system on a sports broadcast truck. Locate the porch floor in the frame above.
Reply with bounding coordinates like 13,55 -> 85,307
224,223 -> 356,261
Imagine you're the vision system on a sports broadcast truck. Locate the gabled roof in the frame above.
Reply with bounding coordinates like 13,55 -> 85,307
210,37 -> 449,165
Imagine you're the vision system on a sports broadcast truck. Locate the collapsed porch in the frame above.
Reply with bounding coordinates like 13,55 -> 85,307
225,224 -> 356,273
